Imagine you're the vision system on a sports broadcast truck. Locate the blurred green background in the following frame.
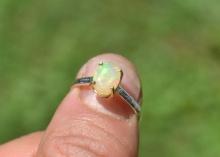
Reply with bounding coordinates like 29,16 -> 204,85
0,0 -> 220,156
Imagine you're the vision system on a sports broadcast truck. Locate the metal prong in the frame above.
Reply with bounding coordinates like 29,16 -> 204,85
119,69 -> 123,81
111,87 -> 115,94
91,81 -> 96,85
98,61 -> 103,66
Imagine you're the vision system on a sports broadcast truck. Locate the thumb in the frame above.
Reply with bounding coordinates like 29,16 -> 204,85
36,53 -> 142,157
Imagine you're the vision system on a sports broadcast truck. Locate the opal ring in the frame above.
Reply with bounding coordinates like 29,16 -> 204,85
74,62 -> 141,115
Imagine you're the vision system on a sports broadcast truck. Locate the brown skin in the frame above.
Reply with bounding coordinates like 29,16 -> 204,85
0,54 -> 141,157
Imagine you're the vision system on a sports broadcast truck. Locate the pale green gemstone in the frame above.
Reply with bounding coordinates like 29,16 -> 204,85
93,62 -> 122,97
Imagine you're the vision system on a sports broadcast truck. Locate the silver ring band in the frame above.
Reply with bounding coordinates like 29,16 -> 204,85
75,76 -> 141,115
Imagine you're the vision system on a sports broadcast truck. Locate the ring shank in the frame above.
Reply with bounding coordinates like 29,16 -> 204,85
75,77 -> 93,84
116,85 -> 141,114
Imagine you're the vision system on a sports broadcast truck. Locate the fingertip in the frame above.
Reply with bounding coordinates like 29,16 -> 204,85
75,53 -> 142,119
37,53 -> 142,157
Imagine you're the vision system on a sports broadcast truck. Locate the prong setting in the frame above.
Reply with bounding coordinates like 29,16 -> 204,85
91,80 -> 96,85
74,62 -> 141,115
119,69 -> 123,81
111,87 -> 115,94
98,61 -> 104,66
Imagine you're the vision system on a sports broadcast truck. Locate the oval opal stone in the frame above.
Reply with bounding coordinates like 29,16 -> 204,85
93,62 -> 122,97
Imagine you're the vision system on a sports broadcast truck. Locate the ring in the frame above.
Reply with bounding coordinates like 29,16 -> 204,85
74,62 -> 141,116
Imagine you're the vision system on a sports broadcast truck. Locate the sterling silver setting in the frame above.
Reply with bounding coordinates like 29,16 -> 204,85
74,62 -> 141,116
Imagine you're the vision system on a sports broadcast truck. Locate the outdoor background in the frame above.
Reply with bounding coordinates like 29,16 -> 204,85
0,0 -> 220,156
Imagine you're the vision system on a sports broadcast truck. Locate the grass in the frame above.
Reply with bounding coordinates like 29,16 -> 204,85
0,0 -> 220,156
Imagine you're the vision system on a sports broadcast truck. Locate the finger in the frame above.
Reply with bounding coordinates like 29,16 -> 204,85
36,53 -> 142,157
0,131 -> 43,157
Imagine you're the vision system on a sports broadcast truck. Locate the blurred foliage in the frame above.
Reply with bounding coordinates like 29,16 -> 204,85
0,0 -> 220,156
